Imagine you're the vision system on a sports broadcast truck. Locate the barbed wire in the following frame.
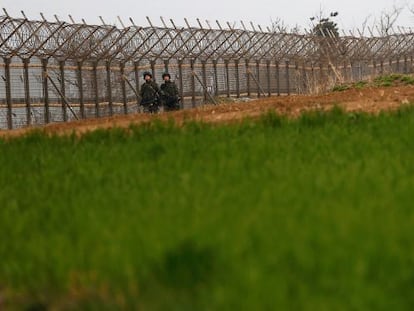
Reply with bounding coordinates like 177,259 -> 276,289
1,11 -> 413,63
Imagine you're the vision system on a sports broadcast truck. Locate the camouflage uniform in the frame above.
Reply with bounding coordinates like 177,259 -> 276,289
160,80 -> 180,111
140,80 -> 160,106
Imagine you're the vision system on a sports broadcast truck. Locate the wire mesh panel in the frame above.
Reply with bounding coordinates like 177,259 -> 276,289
191,60 -> 205,107
8,57 -> 24,128
109,63 -> 125,116
212,59 -> 226,96
46,58 -> 65,123
256,60 -> 269,96
203,61 -> 216,101
389,58 -> 401,74
237,60 -> 248,96
98,62 -> 113,118
266,62 -> 275,95
81,62 -> 101,119
407,56 -> 414,73
27,58 -> 45,126
123,62 -> 140,114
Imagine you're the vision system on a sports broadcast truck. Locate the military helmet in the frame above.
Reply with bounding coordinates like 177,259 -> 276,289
143,71 -> 152,78
162,72 -> 171,79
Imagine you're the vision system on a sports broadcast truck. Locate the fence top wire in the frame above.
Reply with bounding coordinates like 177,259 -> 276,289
1,11 -> 414,64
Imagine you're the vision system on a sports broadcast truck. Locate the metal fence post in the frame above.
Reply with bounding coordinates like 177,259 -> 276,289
59,60 -> 67,122
404,55 -> 408,74
190,59 -> 196,107
178,59 -> 184,109
224,59 -> 230,98
134,61 -> 140,94
310,62 -> 315,91
134,61 -> 141,110
41,58 -> 50,124
245,59 -> 251,97
301,61 -> 307,94
286,60 -> 290,96
256,60 -> 261,98
389,58 -> 393,74
150,60 -> 156,80
201,60 -> 207,101
235,59 -> 240,98
266,60 -> 271,96
349,61 -> 353,81
372,60 -> 377,77
106,61 -> 113,116
77,61 -> 85,119
294,60 -> 299,94
93,62 -> 99,118
4,57 -> 13,129
318,61 -> 323,88
23,58 -> 32,126
120,62 -> 128,114
327,62 -> 333,86
213,59 -> 219,96
342,61 -> 347,81
276,60 -> 280,96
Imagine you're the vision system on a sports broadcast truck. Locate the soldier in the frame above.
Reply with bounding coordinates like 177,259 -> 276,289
140,71 -> 160,113
160,72 -> 180,111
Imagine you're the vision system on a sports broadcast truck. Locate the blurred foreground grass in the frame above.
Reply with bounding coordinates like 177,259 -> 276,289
1,107 -> 414,310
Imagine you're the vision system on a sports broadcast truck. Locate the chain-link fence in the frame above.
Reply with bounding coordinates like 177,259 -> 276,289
1,13 -> 414,129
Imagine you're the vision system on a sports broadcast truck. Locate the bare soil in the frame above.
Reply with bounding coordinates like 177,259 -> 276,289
1,85 -> 414,138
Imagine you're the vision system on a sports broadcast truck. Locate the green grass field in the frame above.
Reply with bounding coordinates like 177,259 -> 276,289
1,107 -> 414,310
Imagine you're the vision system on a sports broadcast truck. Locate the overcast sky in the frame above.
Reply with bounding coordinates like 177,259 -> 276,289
1,0 -> 413,32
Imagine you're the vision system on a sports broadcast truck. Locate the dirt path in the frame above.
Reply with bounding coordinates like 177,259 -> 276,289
1,85 -> 414,138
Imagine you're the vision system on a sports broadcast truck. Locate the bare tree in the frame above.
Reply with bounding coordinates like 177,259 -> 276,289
377,4 -> 404,35
358,14 -> 376,36
290,24 -> 302,34
408,3 -> 414,20
270,17 -> 288,33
